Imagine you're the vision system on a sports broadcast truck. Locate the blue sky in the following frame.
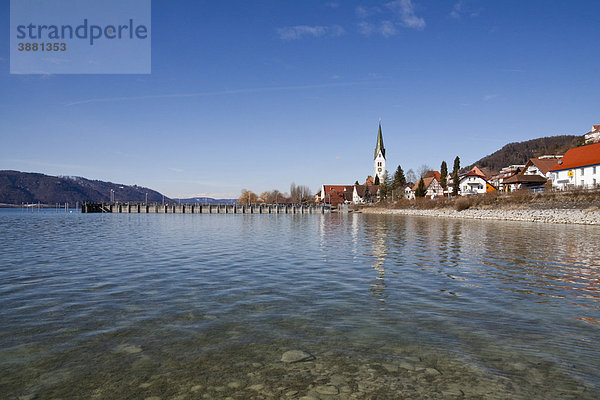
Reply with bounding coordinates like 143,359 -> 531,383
1,0 -> 599,198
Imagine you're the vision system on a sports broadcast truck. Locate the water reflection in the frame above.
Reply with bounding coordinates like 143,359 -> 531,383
367,217 -> 388,308
1,210 -> 600,398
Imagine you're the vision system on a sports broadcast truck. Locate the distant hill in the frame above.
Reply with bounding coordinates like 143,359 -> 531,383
0,170 -> 169,205
176,197 -> 237,204
465,135 -> 585,173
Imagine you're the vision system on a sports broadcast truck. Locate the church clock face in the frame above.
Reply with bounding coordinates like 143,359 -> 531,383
378,168 -> 382,172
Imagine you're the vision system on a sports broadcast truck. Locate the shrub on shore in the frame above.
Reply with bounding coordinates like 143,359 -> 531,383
455,197 -> 472,211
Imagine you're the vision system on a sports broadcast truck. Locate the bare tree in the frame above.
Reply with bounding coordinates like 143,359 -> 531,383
260,190 -> 283,204
238,189 -> 258,205
290,183 -> 313,204
259,191 -> 271,203
406,169 -> 417,186
418,164 -> 433,179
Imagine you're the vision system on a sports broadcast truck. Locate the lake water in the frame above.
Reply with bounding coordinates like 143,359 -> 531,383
1,209 -> 599,399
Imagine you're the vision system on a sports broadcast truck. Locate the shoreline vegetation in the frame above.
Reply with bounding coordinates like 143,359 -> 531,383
358,189 -> 600,225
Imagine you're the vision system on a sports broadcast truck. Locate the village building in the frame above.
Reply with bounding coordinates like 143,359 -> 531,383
489,165 -> 524,190
584,124 -> 600,145
411,171 -> 444,199
522,156 -> 562,178
353,185 -> 379,204
501,156 -> 561,192
502,174 -> 547,192
318,185 -> 354,205
549,142 -> 600,190
459,168 -> 492,196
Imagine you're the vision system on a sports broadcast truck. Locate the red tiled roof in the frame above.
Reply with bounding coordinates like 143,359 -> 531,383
527,158 -> 560,175
468,166 -> 486,177
549,143 -> 600,171
424,171 -> 441,181
412,177 -> 436,191
322,185 -> 353,196
462,171 -> 486,178
593,124 -> 600,132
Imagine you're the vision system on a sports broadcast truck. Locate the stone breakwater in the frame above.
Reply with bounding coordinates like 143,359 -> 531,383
363,208 -> 600,225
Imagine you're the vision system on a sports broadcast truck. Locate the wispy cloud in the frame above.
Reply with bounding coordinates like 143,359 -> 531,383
450,1 -> 480,19
277,25 -> 345,40
357,21 -> 374,36
324,2 -> 340,9
380,21 -> 398,37
169,167 -> 184,173
483,94 -> 498,101
356,5 -> 380,19
356,0 -> 425,37
387,0 -> 426,30
65,81 -> 371,107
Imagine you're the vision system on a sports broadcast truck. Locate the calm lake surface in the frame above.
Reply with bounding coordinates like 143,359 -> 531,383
1,209 -> 599,399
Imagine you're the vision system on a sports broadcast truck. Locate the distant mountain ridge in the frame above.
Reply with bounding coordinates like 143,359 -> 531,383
175,197 -> 237,204
0,170 -> 169,205
465,135 -> 584,173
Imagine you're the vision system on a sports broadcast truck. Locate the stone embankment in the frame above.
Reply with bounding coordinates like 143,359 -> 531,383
363,208 -> 600,225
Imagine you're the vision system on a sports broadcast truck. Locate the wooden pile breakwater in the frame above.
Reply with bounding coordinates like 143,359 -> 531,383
81,203 -> 331,214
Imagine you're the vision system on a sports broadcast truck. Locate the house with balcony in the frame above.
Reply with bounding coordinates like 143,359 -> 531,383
522,156 -> 561,178
549,143 -> 600,190
459,170 -> 491,195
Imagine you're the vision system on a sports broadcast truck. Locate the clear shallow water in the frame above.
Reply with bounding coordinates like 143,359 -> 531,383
0,209 -> 599,399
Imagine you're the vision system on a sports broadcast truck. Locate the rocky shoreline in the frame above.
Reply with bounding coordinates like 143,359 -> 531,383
361,207 -> 600,225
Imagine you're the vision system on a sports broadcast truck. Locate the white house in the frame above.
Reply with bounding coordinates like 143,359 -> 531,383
459,171 -> 488,195
549,143 -> 600,190
522,156 -> 561,178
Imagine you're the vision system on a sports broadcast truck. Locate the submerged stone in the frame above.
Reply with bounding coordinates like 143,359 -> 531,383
281,350 -> 315,363
315,385 -> 339,395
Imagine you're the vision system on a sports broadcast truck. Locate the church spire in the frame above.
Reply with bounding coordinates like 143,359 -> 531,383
374,122 -> 385,160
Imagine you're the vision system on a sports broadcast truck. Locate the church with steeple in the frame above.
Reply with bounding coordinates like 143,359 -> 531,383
374,122 -> 386,184
316,121 -> 387,205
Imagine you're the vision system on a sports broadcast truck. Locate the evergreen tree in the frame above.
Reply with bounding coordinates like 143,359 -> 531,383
363,185 -> 371,203
452,156 -> 461,196
378,172 -> 389,200
374,175 -> 380,185
440,161 -> 448,190
415,178 -> 426,197
392,165 -> 406,190
386,171 -> 394,198
355,180 -> 360,185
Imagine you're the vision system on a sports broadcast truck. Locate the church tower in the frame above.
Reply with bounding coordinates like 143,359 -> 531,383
374,122 -> 386,183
